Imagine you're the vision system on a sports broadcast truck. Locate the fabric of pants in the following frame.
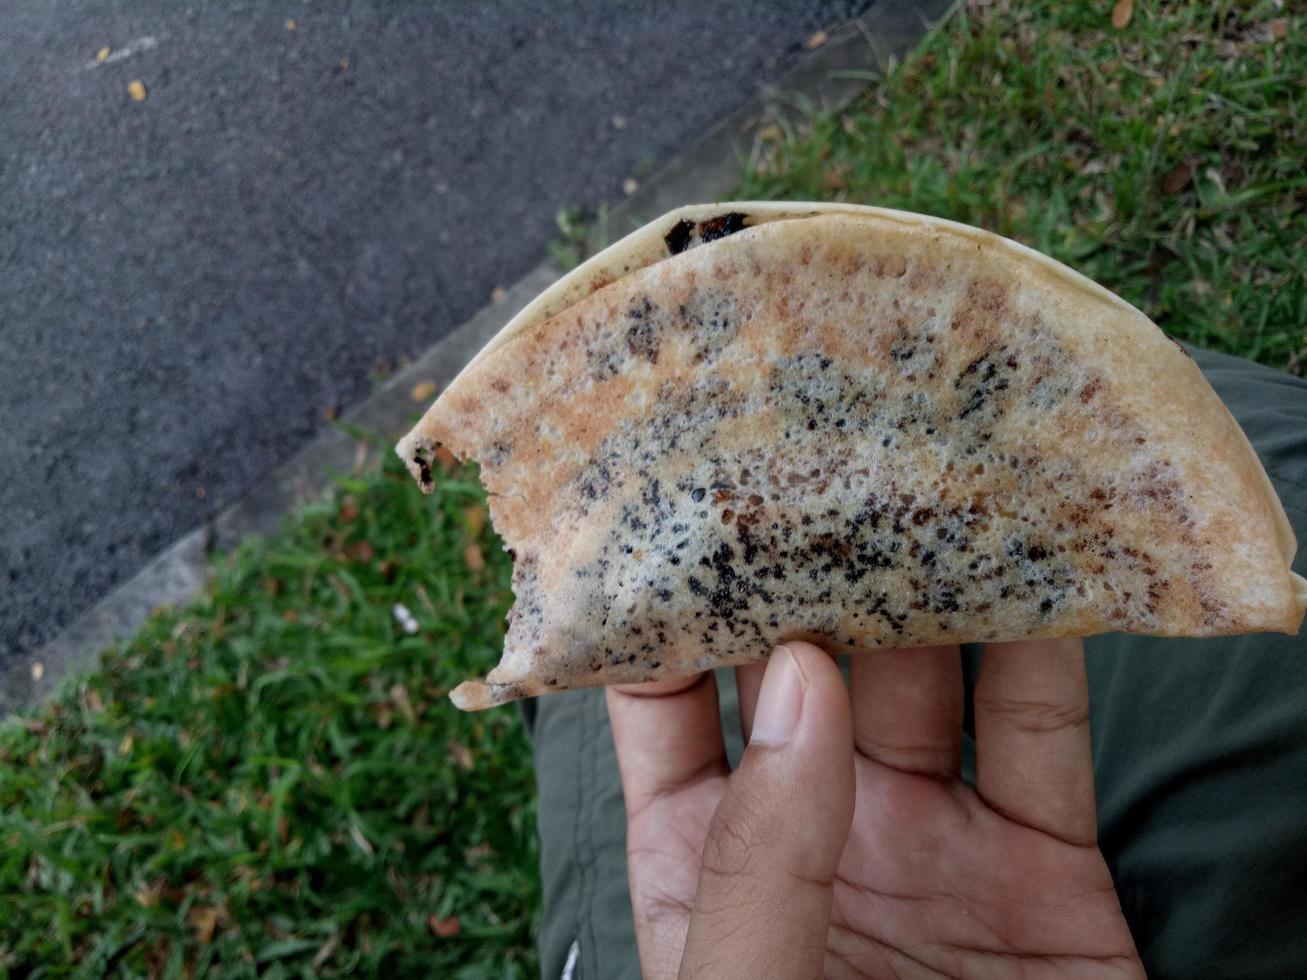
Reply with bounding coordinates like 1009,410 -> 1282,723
521,344 -> 1307,980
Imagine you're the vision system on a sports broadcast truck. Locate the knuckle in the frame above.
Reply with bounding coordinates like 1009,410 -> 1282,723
975,692 -> 1088,734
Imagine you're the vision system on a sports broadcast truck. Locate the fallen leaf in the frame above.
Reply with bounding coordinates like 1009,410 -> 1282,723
339,499 -> 359,523
463,542 -> 485,571
389,683 -> 417,725
83,687 -> 104,712
757,123 -> 783,143
1267,19 -> 1287,41
807,30 -> 829,49
1161,160 -> 1194,194
322,404 -> 340,421
622,177 -> 639,195
434,445 -> 458,472
447,741 -> 474,770
96,46 -> 111,63
189,906 -> 219,944
347,540 -> 374,563
371,702 -> 393,729
428,914 -> 461,938
823,164 -> 850,191
30,661 -> 44,682
127,79 -> 147,102
133,880 -> 162,908
1111,0 -> 1133,30
338,57 -> 350,71
119,733 -> 135,755
463,504 -> 487,537
410,380 -> 438,402
285,19 -> 297,31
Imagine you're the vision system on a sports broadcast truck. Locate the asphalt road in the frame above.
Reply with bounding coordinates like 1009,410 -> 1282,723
1,1 -> 880,667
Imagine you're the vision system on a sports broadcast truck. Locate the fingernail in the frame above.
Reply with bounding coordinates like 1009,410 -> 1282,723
751,645 -> 805,745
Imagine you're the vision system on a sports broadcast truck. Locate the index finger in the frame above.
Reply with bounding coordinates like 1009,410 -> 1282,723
973,638 -> 1097,846
606,673 -> 729,821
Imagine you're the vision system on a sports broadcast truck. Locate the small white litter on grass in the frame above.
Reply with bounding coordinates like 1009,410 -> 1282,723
392,602 -> 419,635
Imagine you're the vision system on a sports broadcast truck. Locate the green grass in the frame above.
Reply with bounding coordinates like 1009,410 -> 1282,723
736,0 -> 1306,372
1,456 -> 538,977
5,1 -> 1306,976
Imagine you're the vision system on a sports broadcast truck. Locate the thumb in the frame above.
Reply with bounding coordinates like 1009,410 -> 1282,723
679,643 -> 854,980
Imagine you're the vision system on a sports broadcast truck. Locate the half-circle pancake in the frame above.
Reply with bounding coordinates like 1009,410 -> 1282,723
397,204 -> 1307,710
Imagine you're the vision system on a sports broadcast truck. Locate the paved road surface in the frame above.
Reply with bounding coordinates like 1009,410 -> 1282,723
1,1 -> 879,667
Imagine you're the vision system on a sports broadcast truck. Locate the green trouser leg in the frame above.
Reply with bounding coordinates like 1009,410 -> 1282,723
525,345 -> 1307,979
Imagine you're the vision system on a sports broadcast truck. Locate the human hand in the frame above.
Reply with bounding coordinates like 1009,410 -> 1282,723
607,639 -> 1146,979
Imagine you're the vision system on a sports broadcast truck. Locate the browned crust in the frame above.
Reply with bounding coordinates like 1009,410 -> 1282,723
399,206 -> 1306,711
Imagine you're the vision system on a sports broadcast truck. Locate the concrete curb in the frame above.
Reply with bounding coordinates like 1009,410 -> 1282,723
3,0 -> 950,715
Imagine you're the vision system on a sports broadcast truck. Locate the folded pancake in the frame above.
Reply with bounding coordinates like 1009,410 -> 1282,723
397,203 -> 1307,710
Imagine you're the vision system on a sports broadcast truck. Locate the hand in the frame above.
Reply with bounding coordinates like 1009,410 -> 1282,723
607,639 -> 1146,979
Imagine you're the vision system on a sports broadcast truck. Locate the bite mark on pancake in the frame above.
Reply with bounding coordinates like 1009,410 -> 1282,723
409,213 -> 1301,706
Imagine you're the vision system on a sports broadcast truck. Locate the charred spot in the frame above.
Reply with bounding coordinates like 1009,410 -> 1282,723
665,213 -> 750,254
624,298 -> 660,363
664,219 -> 695,255
699,212 -> 749,243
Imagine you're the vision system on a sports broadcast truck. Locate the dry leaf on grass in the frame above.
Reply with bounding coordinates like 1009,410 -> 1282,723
1111,0 -> 1133,30
1161,160 -> 1194,194
189,906 -> 220,944
127,79 -> 147,101
429,914 -> 461,937
410,380 -> 438,402
133,880 -> 163,908
807,30 -> 829,49
446,741 -> 475,770
434,445 -> 458,472
389,683 -> 417,725
463,504 -> 487,537
463,543 -> 485,571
